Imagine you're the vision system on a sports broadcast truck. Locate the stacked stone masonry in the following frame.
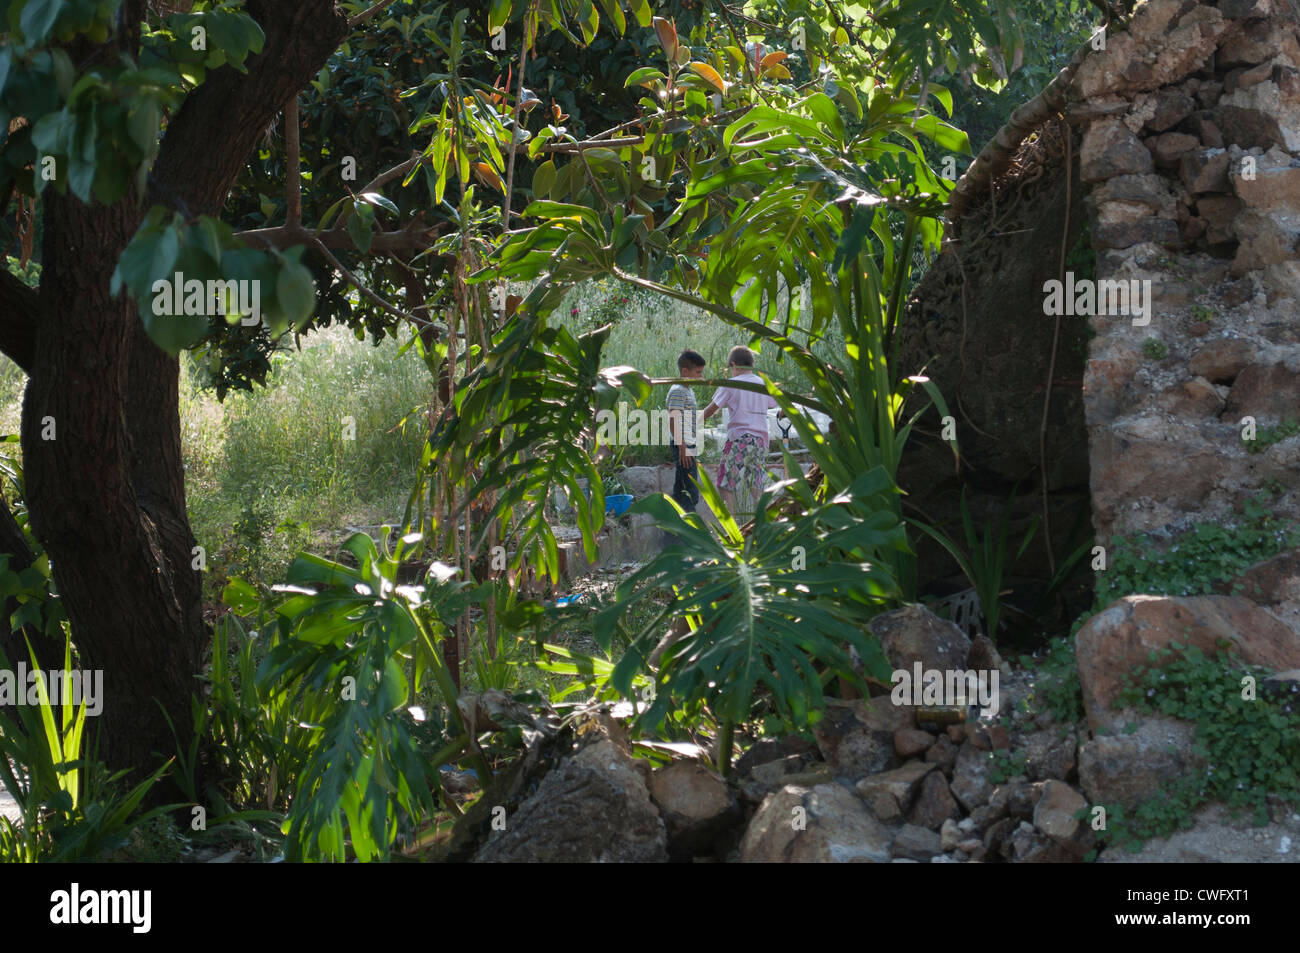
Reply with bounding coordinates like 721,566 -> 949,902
1072,0 -> 1300,544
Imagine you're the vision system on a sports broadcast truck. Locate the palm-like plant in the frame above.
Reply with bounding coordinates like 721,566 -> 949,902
596,467 -> 903,770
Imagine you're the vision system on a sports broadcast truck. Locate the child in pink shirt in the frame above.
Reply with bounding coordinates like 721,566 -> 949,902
702,346 -> 782,518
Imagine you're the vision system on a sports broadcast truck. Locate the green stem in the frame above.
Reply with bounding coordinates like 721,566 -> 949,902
716,720 -> 735,775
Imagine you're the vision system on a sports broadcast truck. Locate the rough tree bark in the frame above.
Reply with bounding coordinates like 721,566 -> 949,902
1,1 -> 348,791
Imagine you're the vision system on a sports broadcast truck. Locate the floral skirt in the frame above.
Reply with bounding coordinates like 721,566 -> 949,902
716,432 -> 768,496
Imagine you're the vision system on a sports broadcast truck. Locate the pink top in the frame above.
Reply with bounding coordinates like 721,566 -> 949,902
712,372 -> 776,441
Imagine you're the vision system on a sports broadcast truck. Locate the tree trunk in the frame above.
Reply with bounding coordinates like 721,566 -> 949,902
22,193 -> 202,792
0,0 -> 348,802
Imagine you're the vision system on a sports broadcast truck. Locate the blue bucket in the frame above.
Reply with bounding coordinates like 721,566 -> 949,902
605,493 -> 633,515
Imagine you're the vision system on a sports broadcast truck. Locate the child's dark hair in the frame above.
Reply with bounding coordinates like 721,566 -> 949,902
677,349 -> 706,370
727,345 -> 755,367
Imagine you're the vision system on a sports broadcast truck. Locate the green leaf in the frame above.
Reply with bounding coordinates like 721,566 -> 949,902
20,0 -> 66,45
274,253 -> 317,332
624,66 -> 667,88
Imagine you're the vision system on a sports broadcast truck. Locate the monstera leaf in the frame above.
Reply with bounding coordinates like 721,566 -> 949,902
595,468 -> 904,737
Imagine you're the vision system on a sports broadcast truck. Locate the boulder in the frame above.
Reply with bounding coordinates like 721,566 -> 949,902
740,783 -> 893,863
892,824 -> 943,861
1147,131 -> 1200,165
909,770 -> 961,830
476,737 -> 668,862
1032,780 -> 1090,855
647,760 -> 739,858
1020,726 -> 1079,782
1223,362 -> 1300,423
923,735 -> 958,771
854,760 -> 934,818
1218,81 -> 1300,151
1075,595 -> 1300,732
1011,822 -> 1082,863
813,696 -> 911,779
1077,716 -> 1206,810
1099,803 -> 1300,862
1179,148 -> 1230,193
1187,337 -> 1257,383
894,728 -> 936,758
1082,120 -> 1155,182
868,604 -> 971,672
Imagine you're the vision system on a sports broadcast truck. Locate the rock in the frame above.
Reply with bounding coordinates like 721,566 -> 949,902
868,604 -> 971,672
739,783 -> 893,863
1193,113 -> 1225,147
1218,18 -> 1300,67
1233,158 -> 1300,210
476,737 -> 668,862
982,816 -> 1017,859
1074,594 -> 1300,732
1094,216 -> 1182,251
950,742 -> 994,812
1157,376 -> 1225,416
1188,337 -> 1257,383
750,754 -> 820,789
1033,780 -> 1089,851
1011,824 -> 1080,863
1074,2 -> 1226,98
1194,194 -> 1242,244
1218,81 -> 1300,151
957,837 -> 983,853
1077,716 -> 1206,811
892,823 -> 943,861
940,818 -> 963,851
894,728 -> 935,758
1147,131 -> 1201,165
946,723 -> 966,744
1021,727 -> 1079,782
648,761 -> 738,858
854,761 -> 934,816
1082,120 -> 1155,182
1091,173 -> 1177,214
1179,148 -> 1230,193
1198,80 -> 1225,108
1144,88 -> 1197,132
1099,803 -> 1300,862
1001,783 -> 1035,820
1223,362 -> 1300,423
859,790 -> 902,824
813,697 -> 909,779
909,770 -> 960,830
1231,206 -> 1300,274
924,735 -> 957,771
1223,549 -> 1300,607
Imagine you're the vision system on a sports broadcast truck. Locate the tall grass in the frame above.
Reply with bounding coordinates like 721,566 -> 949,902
0,272 -> 837,596
182,324 -> 429,595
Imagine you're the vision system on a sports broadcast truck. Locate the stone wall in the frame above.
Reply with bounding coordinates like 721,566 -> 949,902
1073,0 -> 1300,544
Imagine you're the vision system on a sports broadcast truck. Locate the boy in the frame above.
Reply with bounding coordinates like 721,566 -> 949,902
667,349 -> 706,512
702,346 -> 780,518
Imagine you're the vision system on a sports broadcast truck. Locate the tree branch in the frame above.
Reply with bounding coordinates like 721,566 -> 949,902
0,268 -> 38,374
309,236 -> 451,332
234,221 -> 444,252
286,95 -> 302,228
348,0 -> 400,28
149,0 -> 348,217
